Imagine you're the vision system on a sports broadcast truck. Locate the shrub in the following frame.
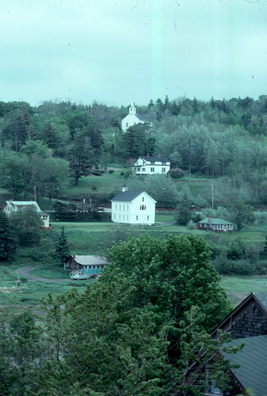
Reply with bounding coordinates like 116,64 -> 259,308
169,168 -> 184,178
232,259 -> 255,275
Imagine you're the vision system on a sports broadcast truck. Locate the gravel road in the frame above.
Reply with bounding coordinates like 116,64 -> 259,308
16,265 -> 71,283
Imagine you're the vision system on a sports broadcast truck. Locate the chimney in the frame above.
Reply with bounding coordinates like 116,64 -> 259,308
122,185 -> 128,192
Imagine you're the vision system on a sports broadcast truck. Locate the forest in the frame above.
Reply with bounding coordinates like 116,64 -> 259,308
0,95 -> 267,206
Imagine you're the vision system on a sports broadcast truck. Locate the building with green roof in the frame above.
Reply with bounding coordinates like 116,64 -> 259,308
196,217 -> 234,232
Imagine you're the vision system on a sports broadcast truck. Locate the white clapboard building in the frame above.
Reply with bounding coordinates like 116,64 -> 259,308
133,156 -> 170,175
4,200 -> 50,229
121,103 -> 152,133
111,189 -> 156,225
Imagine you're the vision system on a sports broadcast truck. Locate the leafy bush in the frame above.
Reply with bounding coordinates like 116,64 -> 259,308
214,255 -> 255,275
169,168 -> 184,178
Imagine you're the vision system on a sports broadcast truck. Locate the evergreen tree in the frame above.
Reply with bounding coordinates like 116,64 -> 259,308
68,134 -> 95,185
0,209 -> 16,261
55,226 -> 70,265
260,236 -> 267,259
176,194 -> 192,225
123,124 -> 147,158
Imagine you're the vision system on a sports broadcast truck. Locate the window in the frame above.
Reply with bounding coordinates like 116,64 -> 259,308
142,197 -> 144,202
137,167 -> 141,171
126,122 -> 128,127
162,167 -> 166,173
123,204 -> 125,211
119,204 -> 121,210
136,215 -> 138,220
147,215 -> 149,220
150,167 -> 155,172
142,167 -> 145,171
140,205 -> 146,210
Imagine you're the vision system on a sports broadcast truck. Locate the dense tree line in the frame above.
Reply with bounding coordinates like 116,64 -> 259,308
0,96 -> 266,204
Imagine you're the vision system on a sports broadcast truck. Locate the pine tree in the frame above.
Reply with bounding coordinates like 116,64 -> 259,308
55,227 -> 70,265
0,209 -> 16,261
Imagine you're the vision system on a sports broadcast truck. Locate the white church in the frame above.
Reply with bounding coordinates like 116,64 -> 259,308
121,103 -> 152,133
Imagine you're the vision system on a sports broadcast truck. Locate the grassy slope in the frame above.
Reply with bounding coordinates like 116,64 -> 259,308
2,171 -> 266,319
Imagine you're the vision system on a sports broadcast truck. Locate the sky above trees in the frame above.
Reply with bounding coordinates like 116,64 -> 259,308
0,0 -> 266,106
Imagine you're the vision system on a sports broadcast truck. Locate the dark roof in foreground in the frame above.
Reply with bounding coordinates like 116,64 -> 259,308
222,335 -> 267,396
253,291 -> 267,313
111,190 -> 143,202
212,292 -> 267,335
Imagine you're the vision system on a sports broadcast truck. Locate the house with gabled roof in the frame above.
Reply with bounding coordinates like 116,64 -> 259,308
121,102 -> 153,133
133,156 -> 171,175
64,255 -> 108,272
4,200 -> 50,229
207,292 -> 267,395
111,188 -> 156,225
196,217 -> 234,232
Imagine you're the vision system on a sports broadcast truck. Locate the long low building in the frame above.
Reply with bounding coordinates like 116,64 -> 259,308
196,217 -> 234,232
64,255 -> 108,273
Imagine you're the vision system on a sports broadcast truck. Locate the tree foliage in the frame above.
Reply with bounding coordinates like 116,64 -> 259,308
55,226 -> 70,264
0,209 -> 16,261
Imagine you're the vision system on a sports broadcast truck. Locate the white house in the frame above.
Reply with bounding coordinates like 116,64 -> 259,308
121,102 -> 152,133
111,190 -> 156,225
133,156 -> 171,175
4,201 -> 50,229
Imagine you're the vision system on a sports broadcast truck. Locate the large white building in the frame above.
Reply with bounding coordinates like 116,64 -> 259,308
121,103 -> 152,133
111,190 -> 156,225
4,201 -> 50,229
133,156 -> 171,175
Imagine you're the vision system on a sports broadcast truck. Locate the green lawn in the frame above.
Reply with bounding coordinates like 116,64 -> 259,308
1,216 -> 267,322
31,265 -> 69,279
64,168 -> 128,199
221,275 -> 267,306
0,265 -> 88,321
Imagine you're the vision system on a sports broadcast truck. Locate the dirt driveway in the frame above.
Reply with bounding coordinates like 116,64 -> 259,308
16,265 -> 71,283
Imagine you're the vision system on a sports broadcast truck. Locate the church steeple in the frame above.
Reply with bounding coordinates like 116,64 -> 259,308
129,102 -> 136,115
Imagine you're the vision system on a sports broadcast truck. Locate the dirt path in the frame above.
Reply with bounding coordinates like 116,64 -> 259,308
16,265 -> 71,283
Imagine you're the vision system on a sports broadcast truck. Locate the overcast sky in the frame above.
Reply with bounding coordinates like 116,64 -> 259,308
0,0 -> 266,106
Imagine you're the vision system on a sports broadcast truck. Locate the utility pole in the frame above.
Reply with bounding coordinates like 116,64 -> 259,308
211,182 -> 214,210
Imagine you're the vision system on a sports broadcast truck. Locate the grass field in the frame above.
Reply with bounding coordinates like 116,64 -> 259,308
1,209 -> 266,322
1,261 -> 267,322
221,275 -> 267,305
31,265 -> 69,279
63,169 -> 127,199
0,264 -> 88,321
